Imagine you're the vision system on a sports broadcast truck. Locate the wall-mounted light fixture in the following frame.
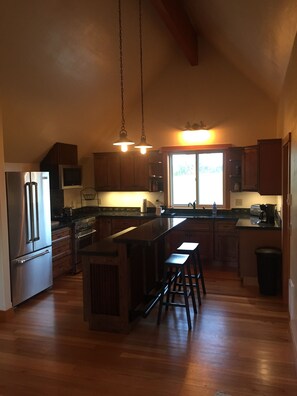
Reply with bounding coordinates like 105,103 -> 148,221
184,121 -> 208,132
113,0 -> 134,152
182,120 -> 212,144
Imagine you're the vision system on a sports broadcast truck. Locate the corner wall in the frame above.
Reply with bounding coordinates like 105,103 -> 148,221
0,107 -> 12,311
278,33 -> 297,351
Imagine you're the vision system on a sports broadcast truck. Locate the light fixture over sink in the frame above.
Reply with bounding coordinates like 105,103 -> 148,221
135,0 -> 152,155
113,0 -> 134,153
184,121 -> 209,132
182,120 -> 212,144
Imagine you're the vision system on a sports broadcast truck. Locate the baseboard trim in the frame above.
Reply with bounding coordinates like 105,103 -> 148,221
0,308 -> 14,322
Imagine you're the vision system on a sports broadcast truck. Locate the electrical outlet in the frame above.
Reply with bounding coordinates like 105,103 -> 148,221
235,198 -> 243,206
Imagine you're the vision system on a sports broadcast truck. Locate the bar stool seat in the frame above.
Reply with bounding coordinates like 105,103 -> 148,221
175,242 -> 206,306
157,253 -> 197,330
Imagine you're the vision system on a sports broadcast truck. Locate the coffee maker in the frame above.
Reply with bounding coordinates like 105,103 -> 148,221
258,204 -> 276,225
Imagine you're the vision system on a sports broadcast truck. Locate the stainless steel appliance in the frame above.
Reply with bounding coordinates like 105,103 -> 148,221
5,171 -> 52,306
259,204 -> 276,224
250,203 -> 276,225
73,217 -> 96,273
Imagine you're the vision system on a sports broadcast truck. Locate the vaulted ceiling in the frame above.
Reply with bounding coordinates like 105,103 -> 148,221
1,0 -> 297,163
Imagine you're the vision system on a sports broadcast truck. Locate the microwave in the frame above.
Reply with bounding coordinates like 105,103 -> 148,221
59,165 -> 82,189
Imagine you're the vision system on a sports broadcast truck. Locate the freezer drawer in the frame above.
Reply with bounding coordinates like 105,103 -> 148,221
10,247 -> 53,306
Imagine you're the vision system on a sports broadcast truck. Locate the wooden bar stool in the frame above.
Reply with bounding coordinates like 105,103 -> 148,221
157,253 -> 197,330
175,242 -> 206,306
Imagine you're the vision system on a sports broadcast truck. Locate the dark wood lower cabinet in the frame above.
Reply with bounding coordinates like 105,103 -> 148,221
214,220 -> 239,265
168,219 -> 214,265
95,217 -> 112,241
167,218 -> 239,267
52,227 -> 73,278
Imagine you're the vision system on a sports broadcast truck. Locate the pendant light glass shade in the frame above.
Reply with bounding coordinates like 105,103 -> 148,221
113,129 -> 134,152
135,135 -> 153,155
113,0 -> 134,151
135,0 -> 152,155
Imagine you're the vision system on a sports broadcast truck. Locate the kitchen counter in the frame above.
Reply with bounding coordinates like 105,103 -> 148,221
113,217 -> 186,245
51,206 -> 281,232
51,206 -> 251,227
236,217 -> 281,229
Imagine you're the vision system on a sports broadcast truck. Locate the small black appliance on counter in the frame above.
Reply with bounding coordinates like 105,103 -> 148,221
250,204 -> 276,225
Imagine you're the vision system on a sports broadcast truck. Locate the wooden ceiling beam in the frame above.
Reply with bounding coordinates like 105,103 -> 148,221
150,0 -> 198,66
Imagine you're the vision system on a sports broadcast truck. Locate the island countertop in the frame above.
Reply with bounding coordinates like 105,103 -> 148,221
113,217 -> 186,245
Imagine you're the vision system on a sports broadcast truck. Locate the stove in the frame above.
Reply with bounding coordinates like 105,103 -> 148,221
73,216 -> 96,273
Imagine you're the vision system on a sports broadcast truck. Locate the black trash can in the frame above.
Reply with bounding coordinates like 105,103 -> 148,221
255,247 -> 282,295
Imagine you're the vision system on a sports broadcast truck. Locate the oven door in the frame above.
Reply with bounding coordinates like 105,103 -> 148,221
73,229 -> 96,273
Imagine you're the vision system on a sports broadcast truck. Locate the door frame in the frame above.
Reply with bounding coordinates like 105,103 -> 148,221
282,133 -> 291,304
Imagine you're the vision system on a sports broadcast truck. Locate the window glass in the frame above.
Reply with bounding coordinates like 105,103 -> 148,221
171,154 -> 196,205
170,151 -> 224,207
198,153 -> 223,205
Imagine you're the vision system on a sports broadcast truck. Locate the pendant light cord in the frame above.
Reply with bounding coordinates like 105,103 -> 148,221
139,0 -> 145,139
118,0 -> 126,132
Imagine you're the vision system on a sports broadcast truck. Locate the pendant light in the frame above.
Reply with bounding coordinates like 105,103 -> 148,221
113,0 -> 134,152
135,0 -> 152,155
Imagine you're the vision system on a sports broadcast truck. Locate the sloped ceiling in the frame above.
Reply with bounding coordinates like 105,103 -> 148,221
183,0 -> 297,101
1,0 -> 297,163
0,0 -> 176,163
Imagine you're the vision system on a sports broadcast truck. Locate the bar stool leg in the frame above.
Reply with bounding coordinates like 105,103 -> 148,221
165,266 -> 174,312
181,265 -> 192,330
195,249 -> 206,295
157,262 -> 168,325
157,253 -> 197,331
187,260 -> 198,312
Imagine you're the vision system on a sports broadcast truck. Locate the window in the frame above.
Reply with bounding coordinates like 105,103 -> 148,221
169,151 -> 225,207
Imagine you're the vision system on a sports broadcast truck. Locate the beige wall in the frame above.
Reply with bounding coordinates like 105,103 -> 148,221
136,38 -> 277,150
0,108 -> 12,311
278,33 -> 297,349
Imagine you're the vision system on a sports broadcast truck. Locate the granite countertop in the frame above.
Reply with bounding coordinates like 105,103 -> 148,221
79,227 -> 137,257
236,217 -> 281,230
51,206 -> 281,231
114,217 -> 186,244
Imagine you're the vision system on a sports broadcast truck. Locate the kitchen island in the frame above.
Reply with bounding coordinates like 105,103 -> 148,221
80,217 -> 186,333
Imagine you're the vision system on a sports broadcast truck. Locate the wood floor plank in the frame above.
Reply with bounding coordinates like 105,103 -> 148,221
0,271 -> 296,396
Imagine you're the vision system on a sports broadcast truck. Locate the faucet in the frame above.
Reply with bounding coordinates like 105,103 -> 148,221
188,201 -> 196,210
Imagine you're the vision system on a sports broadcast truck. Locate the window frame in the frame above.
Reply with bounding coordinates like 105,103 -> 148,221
162,145 -> 230,209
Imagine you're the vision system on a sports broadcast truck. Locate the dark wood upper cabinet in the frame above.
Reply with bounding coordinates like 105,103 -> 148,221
242,145 -> 258,191
258,139 -> 282,195
41,142 -> 78,165
120,152 -> 149,191
227,147 -> 243,192
94,152 -> 121,191
94,151 -> 149,191
148,150 -> 164,192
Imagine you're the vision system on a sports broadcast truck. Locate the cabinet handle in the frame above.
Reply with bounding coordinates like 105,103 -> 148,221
52,235 -> 71,243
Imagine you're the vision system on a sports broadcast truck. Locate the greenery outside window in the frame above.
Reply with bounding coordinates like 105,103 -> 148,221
169,150 -> 226,208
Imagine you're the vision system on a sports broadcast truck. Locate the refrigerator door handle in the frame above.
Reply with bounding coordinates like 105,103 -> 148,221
31,181 -> 40,241
16,249 -> 50,265
25,182 -> 33,243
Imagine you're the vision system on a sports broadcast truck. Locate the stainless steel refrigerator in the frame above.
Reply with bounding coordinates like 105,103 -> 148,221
5,171 -> 53,306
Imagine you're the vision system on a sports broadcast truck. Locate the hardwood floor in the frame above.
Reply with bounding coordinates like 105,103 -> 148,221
0,269 -> 296,396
